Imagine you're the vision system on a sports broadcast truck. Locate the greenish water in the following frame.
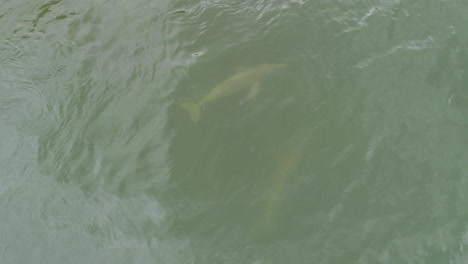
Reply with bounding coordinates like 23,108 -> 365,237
1,0 -> 468,263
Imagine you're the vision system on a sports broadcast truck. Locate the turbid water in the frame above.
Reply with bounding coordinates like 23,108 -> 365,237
1,0 -> 468,263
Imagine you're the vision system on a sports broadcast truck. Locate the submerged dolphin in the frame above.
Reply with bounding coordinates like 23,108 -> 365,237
257,124 -> 316,235
180,63 -> 286,122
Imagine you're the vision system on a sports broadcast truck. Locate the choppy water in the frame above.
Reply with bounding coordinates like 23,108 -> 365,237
1,0 -> 468,263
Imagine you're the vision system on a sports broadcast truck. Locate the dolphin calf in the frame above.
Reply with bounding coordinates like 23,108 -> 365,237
180,63 -> 286,122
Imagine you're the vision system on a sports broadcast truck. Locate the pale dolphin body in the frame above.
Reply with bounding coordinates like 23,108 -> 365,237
180,63 -> 286,122
257,124 -> 316,235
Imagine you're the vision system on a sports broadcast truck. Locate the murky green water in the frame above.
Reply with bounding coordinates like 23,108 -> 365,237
1,0 -> 468,263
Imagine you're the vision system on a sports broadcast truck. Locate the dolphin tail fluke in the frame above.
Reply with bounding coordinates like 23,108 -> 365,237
180,101 -> 201,123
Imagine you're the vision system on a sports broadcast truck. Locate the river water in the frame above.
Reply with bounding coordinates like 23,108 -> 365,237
1,0 -> 468,263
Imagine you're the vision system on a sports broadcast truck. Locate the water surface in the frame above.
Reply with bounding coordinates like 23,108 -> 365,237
1,0 -> 468,263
